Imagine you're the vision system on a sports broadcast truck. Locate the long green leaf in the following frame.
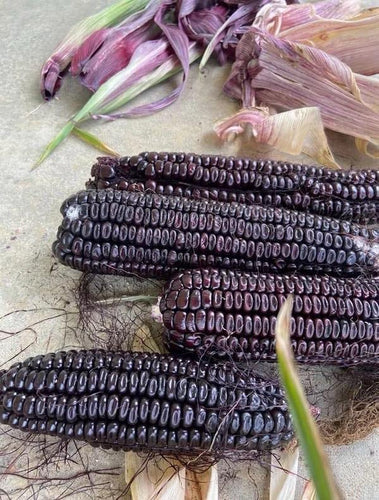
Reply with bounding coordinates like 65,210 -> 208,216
275,296 -> 341,500
33,121 -> 75,169
72,127 -> 120,156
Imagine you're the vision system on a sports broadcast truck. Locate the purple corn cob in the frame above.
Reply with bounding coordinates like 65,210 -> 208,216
53,189 -> 379,279
0,349 -> 294,454
161,269 -> 379,365
87,153 -> 379,224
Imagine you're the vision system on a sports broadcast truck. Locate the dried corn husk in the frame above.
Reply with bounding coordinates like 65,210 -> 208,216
254,0 -> 361,34
256,2 -> 379,75
269,446 -> 300,500
215,106 -> 339,168
301,481 -> 317,500
36,42 -> 202,166
219,25 -> 379,165
125,455 -> 218,500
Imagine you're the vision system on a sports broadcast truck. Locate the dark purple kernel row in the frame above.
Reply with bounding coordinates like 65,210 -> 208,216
1,414 -> 293,453
87,154 -> 379,223
162,288 -> 377,319
160,269 -> 379,364
53,190 -> 379,278
167,331 -> 379,365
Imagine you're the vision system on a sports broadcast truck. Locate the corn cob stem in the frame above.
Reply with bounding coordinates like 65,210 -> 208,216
53,189 -> 379,279
0,350 -> 294,454
161,269 -> 379,365
87,152 -> 379,224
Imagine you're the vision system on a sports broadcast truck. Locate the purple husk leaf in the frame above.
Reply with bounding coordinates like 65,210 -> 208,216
70,29 -> 109,76
180,5 -> 229,63
222,27 -> 379,152
222,0 -> 297,4
79,26 -> 155,91
306,0 -> 360,21
180,5 -> 228,42
103,73 -> 183,118
122,0 -> 229,117
104,38 -> 173,105
40,58 -> 69,99
93,40 -> 200,119
154,1 -> 190,98
199,3 -> 261,67
71,0 -> 163,91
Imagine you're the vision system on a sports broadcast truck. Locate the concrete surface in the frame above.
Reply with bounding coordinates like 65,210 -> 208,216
0,0 -> 378,498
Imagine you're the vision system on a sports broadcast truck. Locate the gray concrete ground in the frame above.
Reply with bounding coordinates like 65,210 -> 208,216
0,1 -> 378,498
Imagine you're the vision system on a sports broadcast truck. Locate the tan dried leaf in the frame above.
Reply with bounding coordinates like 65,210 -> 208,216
125,454 -> 186,500
125,454 -> 218,500
133,323 -> 161,353
270,446 -> 300,500
185,467 -> 218,500
301,480 -> 317,500
215,107 -> 340,168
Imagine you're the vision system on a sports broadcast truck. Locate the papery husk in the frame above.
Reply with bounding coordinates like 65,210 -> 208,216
40,0 -> 150,99
132,324 -> 161,353
35,42 -> 202,166
269,446 -> 300,500
215,106 -> 340,168
199,2 -> 264,68
273,7 -> 379,75
222,28 -> 379,162
125,454 -> 218,500
254,0 -> 361,35
70,0 -> 162,86
185,467 -> 218,500
74,25 -> 156,91
125,453 -> 186,500
355,137 -> 379,158
301,481 -> 317,500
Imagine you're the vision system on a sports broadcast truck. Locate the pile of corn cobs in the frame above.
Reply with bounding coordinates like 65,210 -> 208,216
1,152 -> 378,456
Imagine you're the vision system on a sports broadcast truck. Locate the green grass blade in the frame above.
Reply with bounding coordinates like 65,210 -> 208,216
72,127 -> 120,156
275,296 -> 341,500
33,121 -> 75,169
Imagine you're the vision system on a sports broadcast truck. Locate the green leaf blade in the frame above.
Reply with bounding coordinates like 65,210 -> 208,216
33,121 -> 75,169
72,127 -> 120,156
275,296 -> 342,500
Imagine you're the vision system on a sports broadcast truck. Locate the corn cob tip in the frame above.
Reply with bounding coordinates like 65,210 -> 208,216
160,268 -> 379,365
